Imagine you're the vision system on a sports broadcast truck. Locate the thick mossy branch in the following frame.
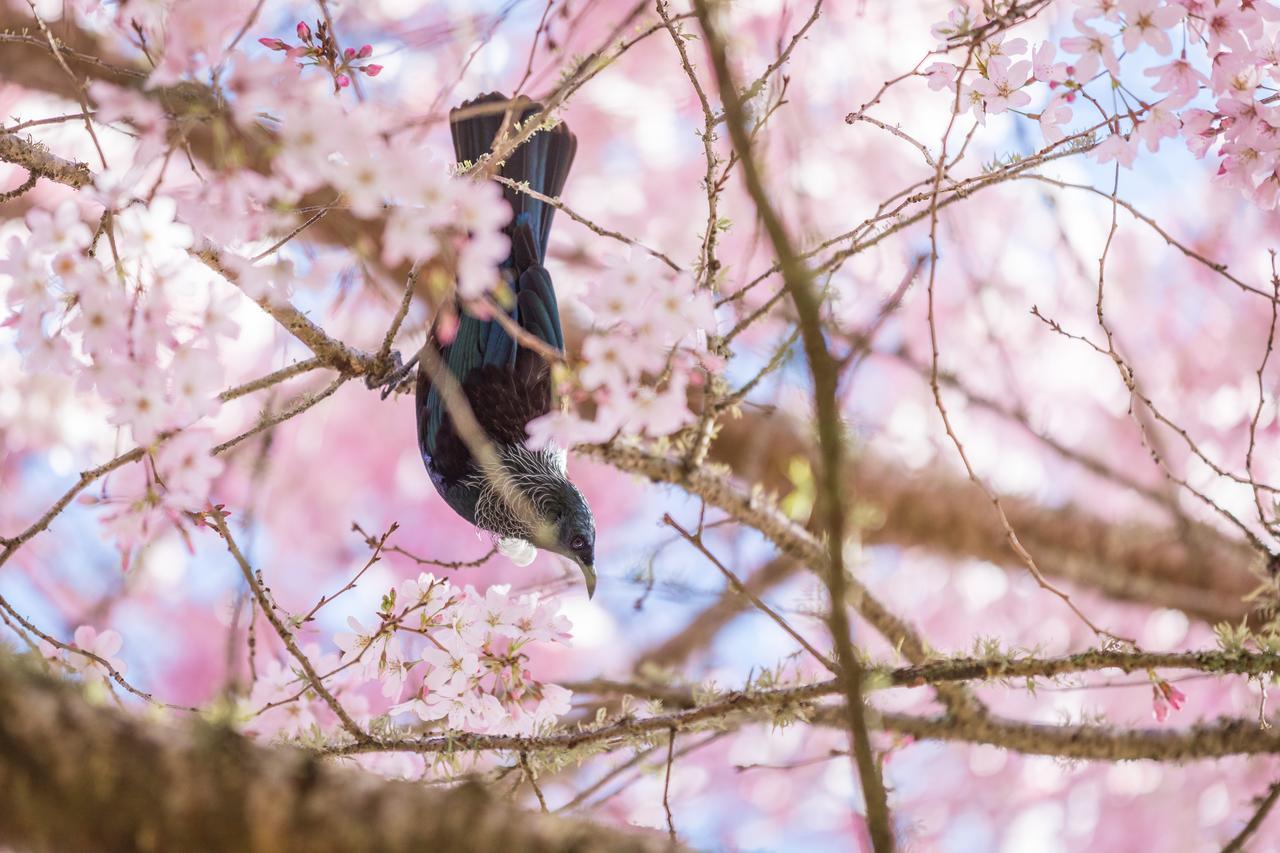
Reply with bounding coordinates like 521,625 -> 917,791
0,653 -> 680,853
0,132 -> 92,188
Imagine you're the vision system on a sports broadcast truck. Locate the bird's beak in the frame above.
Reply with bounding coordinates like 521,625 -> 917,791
578,560 -> 597,599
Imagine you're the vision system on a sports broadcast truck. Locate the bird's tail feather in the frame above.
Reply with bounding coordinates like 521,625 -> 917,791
449,92 -> 577,261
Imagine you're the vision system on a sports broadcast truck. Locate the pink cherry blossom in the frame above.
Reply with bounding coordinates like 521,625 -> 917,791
970,57 -> 1032,118
1093,131 -> 1140,167
923,61 -> 958,92
1061,17 -> 1122,78
1076,0 -> 1123,22
112,197 -> 195,272
152,430 -> 223,509
1180,107 -> 1220,156
1152,690 -> 1171,722
1039,94 -> 1074,143
1197,0 -> 1253,54
68,625 -> 127,687
25,201 -> 91,253
1120,0 -> 1185,54
1151,677 -> 1188,722
455,229 -> 511,300
1136,105 -> 1182,152
1031,42 -> 1069,83
1144,58 -> 1209,109
579,334 -> 642,390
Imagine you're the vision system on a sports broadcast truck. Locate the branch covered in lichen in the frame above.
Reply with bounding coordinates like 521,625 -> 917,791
0,652 -> 681,853
0,131 -> 92,189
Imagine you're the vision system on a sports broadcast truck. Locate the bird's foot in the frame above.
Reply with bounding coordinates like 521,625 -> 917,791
365,349 -> 419,400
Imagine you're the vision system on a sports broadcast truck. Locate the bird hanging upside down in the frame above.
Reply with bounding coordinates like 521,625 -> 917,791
414,92 -> 597,596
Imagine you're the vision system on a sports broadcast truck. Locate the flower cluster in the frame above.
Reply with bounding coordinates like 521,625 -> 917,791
382,177 -> 511,301
1,200 -> 232,440
259,20 -> 383,91
243,642 -> 350,740
225,48 -> 511,300
333,575 -> 573,736
88,11 -> 513,303
119,0 -> 258,88
0,200 -> 230,561
929,0 -> 1280,207
91,430 -> 226,566
527,254 -> 718,448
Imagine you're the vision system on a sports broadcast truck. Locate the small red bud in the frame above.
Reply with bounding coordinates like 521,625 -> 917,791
358,44 -> 373,58
337,74 -> 351,88
258,37 -> 287,50
364,64 -> 383,77
297,20 -> 311,40
344,46 -> 355,60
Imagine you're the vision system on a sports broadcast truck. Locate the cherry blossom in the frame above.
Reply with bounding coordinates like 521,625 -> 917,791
318,574 -> 576,737
113,198 -> 195,272
923,60 -> 959,91
1120,0 -> 1185,54
1039,94 -> 1075,142
971,57 -> 1033,118
152,430 -> 224,509
65,626 -> 127,688
1144,58 -> 1210,107
1151,676 -> 1188,723
1061,17 -> 1122,78
1031,41 -> 1069,83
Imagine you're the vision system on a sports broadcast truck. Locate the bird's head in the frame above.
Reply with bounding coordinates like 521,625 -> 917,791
541,481 -> 596,597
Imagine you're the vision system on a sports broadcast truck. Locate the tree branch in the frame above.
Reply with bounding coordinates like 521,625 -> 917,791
0,652 -> 679,853
0,131 -> 92,189
691,1 -> 892,847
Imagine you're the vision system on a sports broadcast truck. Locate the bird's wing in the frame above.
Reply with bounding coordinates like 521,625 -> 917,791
416,221 -> 563,459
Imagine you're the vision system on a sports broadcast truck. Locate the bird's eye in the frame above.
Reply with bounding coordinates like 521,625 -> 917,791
570,534 -> 586,550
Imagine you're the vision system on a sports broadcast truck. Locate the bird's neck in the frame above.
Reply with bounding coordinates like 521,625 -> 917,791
464,443 -> 567,541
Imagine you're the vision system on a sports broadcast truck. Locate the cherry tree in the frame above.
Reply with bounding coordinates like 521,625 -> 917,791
5,0 -> 1280,849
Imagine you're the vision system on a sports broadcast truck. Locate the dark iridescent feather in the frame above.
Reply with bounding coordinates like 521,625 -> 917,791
415,92 -> 578,525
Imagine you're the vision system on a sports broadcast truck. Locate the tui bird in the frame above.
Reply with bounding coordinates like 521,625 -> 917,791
414,93 -> 597,596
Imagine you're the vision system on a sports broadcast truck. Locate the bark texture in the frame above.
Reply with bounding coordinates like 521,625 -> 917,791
0,654 -> 678,853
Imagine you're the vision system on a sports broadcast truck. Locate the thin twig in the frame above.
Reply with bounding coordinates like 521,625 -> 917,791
1222,779 -> 1280,852
208,510 -> 369,743
520,751 -> 550,813
492,175 -> 682,272
664,514 -> 836,672
662,728 -> 677,842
